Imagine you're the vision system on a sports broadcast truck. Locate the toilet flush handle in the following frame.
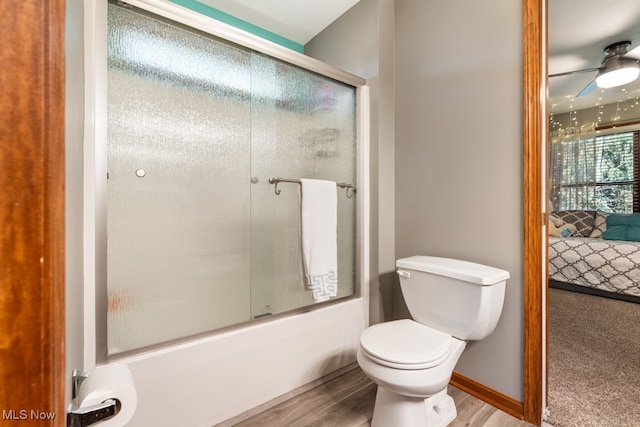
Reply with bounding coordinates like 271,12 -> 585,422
397,270 -> 411,279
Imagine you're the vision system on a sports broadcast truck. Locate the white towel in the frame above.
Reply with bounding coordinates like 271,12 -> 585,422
300,178 -> 338,302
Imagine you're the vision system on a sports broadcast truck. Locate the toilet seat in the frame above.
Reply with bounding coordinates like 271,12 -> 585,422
360,319 -> 452,370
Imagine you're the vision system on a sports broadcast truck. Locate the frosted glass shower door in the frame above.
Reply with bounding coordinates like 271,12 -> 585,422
105,2 -> 359,355
249,54 -> 357,317
106,4 -> 252,354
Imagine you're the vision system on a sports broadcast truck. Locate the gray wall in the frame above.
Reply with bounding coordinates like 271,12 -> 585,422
394,0 -> 523,401
310,0 -> 524,401
65,0 -> 85,403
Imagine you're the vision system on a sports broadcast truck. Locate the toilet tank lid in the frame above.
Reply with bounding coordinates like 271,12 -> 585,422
396,256 -> 510,285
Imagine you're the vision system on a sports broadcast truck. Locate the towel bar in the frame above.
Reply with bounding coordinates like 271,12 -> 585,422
268,177 -> 355,198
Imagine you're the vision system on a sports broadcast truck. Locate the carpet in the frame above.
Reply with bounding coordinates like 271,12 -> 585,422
548,288 -> 640,427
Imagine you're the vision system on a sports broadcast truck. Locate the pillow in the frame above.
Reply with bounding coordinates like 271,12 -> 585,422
602,214 -> 640,242
551,210 -> 596,237
589,211 -> 610,238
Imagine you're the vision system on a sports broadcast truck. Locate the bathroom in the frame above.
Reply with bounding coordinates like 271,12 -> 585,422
1,0 -> 532,425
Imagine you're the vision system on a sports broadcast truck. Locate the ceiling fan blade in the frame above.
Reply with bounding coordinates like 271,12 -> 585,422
576,79 -> 597,97
624,45 -> 640,60
549,67 -> 601,78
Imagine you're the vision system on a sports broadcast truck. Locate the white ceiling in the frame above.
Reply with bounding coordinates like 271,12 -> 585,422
198,0 -> 360,45
549,0 -> 640,114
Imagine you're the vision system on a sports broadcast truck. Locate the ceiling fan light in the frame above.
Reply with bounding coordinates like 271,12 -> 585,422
596,65 -> 640,88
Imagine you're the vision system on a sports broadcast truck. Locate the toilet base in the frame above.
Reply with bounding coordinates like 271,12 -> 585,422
371,386 -> 456,427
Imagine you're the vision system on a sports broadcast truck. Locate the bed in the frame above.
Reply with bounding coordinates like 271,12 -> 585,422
548,210 -> 640,303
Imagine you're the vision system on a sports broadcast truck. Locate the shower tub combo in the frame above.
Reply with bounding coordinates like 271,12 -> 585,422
78,1 -> 369,425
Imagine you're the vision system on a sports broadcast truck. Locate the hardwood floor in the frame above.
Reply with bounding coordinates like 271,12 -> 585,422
219,366 -> 535,426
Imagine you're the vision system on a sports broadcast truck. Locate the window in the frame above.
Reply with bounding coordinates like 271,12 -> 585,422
550,131 -> 640,213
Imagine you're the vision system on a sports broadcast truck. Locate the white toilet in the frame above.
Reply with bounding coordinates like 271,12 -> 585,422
357,255 -> 509,427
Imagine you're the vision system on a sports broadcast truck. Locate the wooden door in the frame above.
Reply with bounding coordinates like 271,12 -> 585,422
0,1 -> 66,425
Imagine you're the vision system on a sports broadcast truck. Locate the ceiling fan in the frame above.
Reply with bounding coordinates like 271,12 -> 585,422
549,41 -> 640,97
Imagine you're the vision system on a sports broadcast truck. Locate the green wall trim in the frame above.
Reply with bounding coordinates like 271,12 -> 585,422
169,0 -> 304,53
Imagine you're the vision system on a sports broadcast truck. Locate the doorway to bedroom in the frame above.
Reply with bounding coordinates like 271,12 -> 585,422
546,0 -> 640,424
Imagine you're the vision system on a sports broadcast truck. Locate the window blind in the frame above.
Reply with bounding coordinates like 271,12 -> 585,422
552,130 -> 638,213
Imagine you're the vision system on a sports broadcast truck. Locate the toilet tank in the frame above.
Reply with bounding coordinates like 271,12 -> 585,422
396,256 -> 509,341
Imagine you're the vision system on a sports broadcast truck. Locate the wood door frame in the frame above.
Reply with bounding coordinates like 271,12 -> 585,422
523,0 -> 545,424
0,0 -> 66,424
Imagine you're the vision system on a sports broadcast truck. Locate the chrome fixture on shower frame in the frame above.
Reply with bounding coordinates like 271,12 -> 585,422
268,177 -> 355,198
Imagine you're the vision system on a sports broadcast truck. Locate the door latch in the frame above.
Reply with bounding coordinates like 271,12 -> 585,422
67,370 -> 119,427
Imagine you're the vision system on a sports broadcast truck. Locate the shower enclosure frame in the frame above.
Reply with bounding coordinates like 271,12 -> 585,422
84,0 -> 370,364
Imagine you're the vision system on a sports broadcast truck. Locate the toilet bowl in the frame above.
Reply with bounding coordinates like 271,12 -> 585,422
357,256 -> 509,427
357,320 -> 465,426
